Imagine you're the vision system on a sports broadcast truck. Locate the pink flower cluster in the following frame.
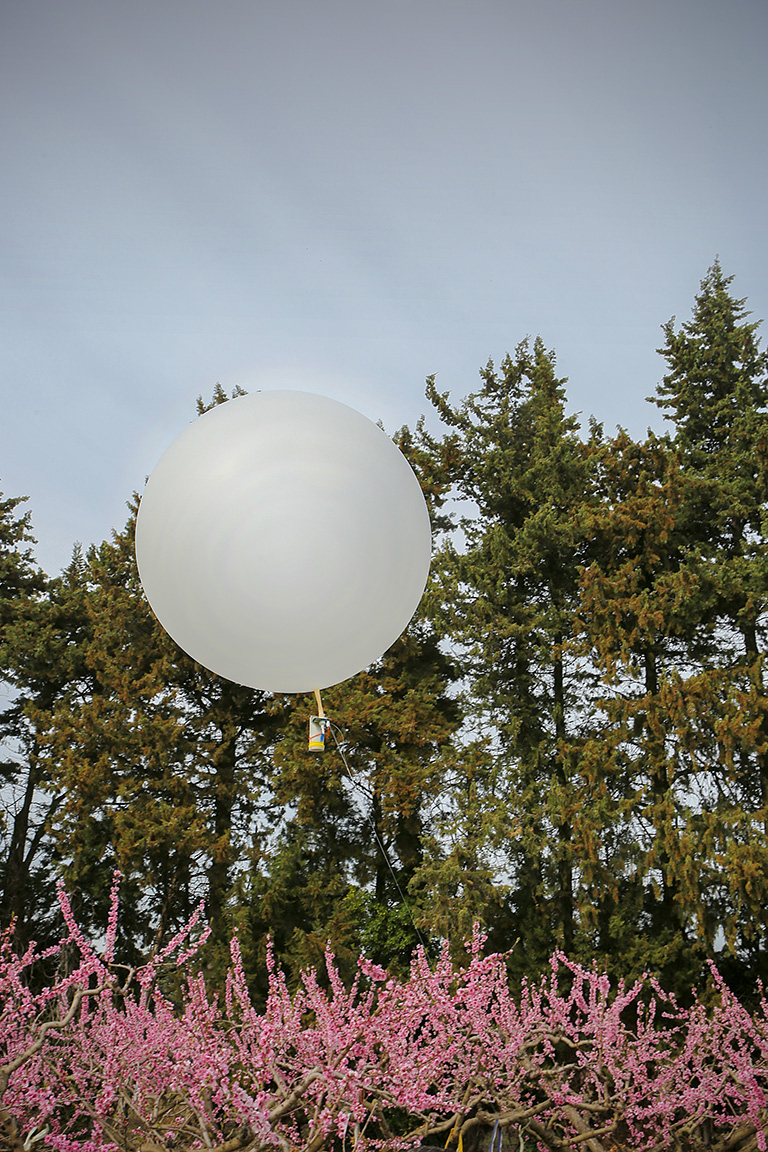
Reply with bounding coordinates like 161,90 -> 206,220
1,879 -> 767,1152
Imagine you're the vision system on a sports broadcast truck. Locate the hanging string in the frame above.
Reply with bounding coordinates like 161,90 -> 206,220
326,720 -> 429,954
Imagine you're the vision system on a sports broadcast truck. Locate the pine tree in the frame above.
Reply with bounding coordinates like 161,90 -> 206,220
0,490 -> 82,950
40,511 -> 283,975
414,339 -> 603,973
0,486 -> 55,944
653,262 -> 768,989
576,430 -> 711,987
574,264 -> 768,994
31,387 -> 284,969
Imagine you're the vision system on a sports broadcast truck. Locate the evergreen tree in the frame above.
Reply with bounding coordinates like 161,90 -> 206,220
575,263 -> 768,994
414,339 -> 604,973
15,297 -> 767,1001
0,490 -> 83,950
41,511 -> 281,968
31,387 -> 284,970
576,430 -> 711,987
653,261 -> 768,989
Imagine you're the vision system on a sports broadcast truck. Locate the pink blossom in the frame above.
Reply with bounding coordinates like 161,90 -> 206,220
1,887 -> 767,1152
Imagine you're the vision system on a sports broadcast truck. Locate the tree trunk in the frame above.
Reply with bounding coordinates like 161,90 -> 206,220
553,635 -> 573,955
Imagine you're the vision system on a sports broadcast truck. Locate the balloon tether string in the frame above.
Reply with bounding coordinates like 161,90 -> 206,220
326,720 -> 428,954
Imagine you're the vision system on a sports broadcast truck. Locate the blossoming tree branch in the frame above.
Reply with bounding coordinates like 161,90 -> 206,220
1,875 -> 767,1152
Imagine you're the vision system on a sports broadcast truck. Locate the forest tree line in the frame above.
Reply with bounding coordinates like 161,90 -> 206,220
2,261 -> 768,1002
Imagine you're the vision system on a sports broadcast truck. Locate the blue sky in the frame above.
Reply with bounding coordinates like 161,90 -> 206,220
2,0 -> 767,576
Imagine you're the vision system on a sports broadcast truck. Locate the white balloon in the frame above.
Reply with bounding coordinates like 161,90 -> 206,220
134,390 -> 431,693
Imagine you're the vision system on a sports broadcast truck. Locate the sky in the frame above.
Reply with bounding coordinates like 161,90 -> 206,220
1,0 -> 767,577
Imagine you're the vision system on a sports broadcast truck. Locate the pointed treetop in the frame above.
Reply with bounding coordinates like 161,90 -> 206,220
652,260 -> 768,458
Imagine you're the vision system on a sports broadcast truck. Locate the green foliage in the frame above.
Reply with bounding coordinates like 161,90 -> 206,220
570,262 -> 768,990
411,268 -> 768,995
412,339 -> 605,974
0,491 -> 74,951
652,260 -> 768,987
4,273 -> 768,1000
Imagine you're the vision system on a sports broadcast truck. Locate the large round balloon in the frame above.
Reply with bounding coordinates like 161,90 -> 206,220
134,390 -> 431,693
